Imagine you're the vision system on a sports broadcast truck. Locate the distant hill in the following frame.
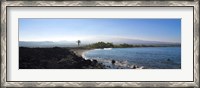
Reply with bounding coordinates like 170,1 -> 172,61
19,41 -> 77,47
19,39 -> 180,47
90,39 -> 176,45
84,38 -> 180,45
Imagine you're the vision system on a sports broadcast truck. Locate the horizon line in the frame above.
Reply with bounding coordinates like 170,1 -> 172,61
19,40 -> 181,44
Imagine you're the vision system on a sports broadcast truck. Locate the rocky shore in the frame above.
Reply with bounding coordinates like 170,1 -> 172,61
19,47 -> 105,69
71,48 -> 142,69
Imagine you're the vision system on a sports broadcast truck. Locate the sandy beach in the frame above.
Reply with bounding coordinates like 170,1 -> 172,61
70,48 -> 91,57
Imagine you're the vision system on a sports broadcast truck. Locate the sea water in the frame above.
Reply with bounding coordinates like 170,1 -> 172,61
83,47 -> 181,69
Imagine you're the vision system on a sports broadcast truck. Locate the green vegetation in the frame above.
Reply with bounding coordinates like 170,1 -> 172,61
85,42 -> 181,49
87,42 -> 114,48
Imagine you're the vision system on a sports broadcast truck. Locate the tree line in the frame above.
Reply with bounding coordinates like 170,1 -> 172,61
76,40 -> 180,49
84,42 -> 180,49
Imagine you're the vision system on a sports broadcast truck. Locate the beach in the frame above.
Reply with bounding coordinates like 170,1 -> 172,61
70,48 -> 91,57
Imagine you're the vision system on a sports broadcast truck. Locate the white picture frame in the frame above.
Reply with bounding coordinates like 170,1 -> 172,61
1,0 -> 199,87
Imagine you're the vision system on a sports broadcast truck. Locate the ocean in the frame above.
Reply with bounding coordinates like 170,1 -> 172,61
83,47 -> 181,69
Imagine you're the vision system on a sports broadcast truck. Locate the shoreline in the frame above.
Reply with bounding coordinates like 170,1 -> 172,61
70,48 -> 143,69
70,48 -> 92,57
19,47 -> 180,69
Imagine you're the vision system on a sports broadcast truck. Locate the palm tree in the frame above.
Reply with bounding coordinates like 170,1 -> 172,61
77,40 -> 81,47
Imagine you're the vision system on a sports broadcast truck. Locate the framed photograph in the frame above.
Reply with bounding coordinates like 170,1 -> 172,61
1,0 -> 199,87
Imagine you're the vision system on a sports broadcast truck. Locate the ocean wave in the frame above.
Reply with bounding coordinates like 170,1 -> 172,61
103,48 -> 112,50
81,49 -> 95,60
82,52 -> 89,60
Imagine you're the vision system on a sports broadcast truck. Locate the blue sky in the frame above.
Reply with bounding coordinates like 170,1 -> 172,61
19,18 -> 181,43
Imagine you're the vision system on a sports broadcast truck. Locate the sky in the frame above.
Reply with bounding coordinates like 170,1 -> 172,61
19,18 -> 181,43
